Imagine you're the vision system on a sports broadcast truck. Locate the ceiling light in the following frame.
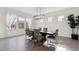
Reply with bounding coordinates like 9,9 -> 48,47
33,7 -> 45,20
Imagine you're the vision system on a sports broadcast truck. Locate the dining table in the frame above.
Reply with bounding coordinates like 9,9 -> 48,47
31,30 -> 55,43
40,31 -> 55,42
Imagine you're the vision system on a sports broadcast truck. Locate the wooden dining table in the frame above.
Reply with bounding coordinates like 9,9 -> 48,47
40,31 -> 55,42
31,30 -> 55,43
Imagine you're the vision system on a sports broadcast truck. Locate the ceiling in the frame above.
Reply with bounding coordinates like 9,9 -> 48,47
10,7 -> 70,15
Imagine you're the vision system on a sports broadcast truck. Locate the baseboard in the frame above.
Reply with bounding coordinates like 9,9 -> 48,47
58,36 -> 71,39
0,34 -> 25,39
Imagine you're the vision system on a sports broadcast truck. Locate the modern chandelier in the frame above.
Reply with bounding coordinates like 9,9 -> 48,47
33,7 -> 45,20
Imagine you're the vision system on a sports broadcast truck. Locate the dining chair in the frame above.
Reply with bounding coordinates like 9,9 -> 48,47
38,28 -> 42,31
25,28 -> 33,41
44,29 -> 59,48
43,28 -> 47,32
33,29 -> 44,45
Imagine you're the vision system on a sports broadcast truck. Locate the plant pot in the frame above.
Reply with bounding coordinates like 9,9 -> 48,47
71,34 -> 78,40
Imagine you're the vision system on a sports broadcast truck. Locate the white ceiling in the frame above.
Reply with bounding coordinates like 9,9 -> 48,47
10,7 -> 70,15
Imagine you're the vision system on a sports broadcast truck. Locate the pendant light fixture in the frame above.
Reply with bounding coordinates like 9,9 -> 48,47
33,7 -> 45,20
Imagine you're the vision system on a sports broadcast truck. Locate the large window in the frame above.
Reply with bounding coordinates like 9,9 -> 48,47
6,13 -> 31,30
18,17 -> 25,29
6,13 -> 26,30
58,16 -> 64,22
26,18 -> 32,28
39,19 -> 43,23
35,19 -> 44,29
6,14 -> 17,30
48,16 -> 52,23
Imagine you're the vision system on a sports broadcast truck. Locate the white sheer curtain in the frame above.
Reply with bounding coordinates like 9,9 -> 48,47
18,17 -> 25,29
26,18 -> 32,28
6,13 -> 17,30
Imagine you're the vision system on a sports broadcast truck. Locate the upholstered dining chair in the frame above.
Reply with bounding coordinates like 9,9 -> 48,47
43,28 -> 47,32
38,28 -> 42,31
33,29 -> 43,45
25,28 -> 33,41
44,29 -> 59,48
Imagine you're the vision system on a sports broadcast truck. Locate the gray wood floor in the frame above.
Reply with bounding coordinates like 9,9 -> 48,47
0,35 -> 79,51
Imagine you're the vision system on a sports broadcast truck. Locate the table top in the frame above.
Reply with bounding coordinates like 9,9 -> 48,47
25,29 -> 55,35
40,31 -> 55,35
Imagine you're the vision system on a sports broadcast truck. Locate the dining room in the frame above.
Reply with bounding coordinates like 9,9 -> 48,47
0,7 -> 79,51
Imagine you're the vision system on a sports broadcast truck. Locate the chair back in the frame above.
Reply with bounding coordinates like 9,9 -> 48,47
33,29 -> 40,38
51,29 -> 59,40
25,28 -> 33,36
55,29 -> 59,37
38,28 -> 42,31
25,28 -> 29,35
43,28 -> 47,32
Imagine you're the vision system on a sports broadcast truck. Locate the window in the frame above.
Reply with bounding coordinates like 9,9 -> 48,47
58,16 -> 64,22
18,17 -> 25,29
26,18 -> 32,28
35,19 -> 44,29
39,19 -> 43,23
48,16 -> 52,23
6,14 -> 17,30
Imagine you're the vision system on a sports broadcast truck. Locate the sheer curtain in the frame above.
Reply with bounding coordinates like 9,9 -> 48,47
26,18 -> 32,29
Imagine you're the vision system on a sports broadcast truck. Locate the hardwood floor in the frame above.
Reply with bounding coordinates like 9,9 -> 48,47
0,35 -> 79,51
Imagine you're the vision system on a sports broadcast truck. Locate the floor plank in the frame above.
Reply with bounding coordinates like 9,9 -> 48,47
0,35 -> 79,51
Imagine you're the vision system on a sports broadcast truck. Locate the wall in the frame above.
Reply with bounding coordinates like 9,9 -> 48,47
0,8 -> 31,38
31,8 -> 79,38
0,12 -> 8,38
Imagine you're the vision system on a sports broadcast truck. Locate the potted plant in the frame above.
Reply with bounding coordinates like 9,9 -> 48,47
68,14 -> 78,40
76,16 -> 79,38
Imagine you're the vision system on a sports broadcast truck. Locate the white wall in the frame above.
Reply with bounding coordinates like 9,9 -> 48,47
0,12 -> 8,38
32,8 -> 79,38
1,7 -> 79,38
0,8 -> 31,38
